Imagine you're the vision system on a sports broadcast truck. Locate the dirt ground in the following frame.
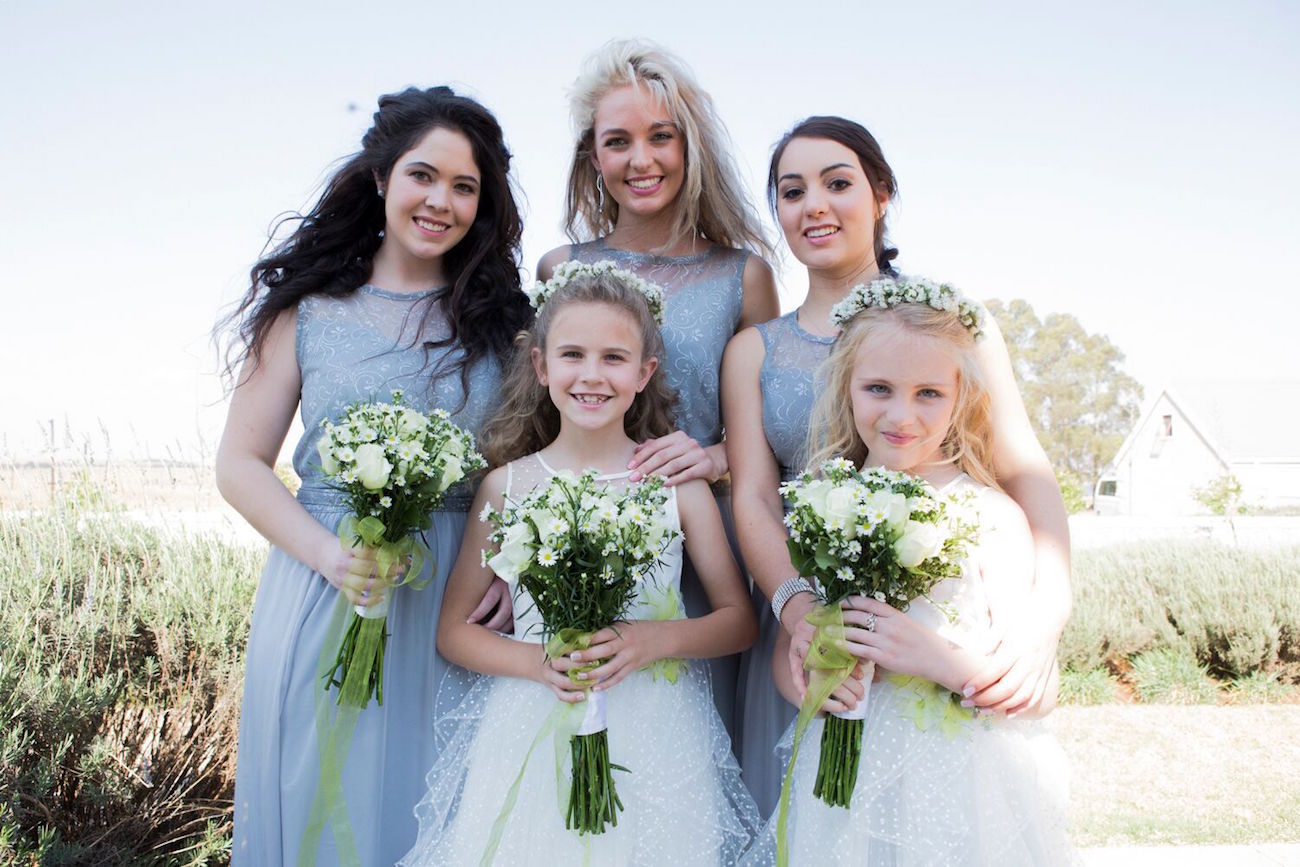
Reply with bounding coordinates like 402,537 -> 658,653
1051,705 -> 1300,846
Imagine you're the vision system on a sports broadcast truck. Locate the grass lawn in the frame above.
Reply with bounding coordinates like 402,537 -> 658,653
1052,705 -> 1300,846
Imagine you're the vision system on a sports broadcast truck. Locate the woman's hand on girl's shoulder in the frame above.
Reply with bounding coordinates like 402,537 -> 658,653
628,431 -> 722,486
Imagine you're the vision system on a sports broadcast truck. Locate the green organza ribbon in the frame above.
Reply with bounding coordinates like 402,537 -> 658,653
299,517 -> 433,866
479,630 -> 597,865
775,602 -> 857,867
887,674 -> 975,738
642,586 -> 687,684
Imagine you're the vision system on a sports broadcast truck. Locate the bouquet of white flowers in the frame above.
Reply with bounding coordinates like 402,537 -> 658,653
482,469 -> 679,837
316,390 -> 485,708
775,459 -> 976,865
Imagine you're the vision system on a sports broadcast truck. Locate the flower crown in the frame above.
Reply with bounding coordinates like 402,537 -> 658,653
526,259 -> 667,325
828,276 -> 986,339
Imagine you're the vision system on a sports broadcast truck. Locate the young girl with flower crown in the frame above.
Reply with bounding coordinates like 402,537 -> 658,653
538,39 -> 780,753
742,281 -> 1074,866
399,264 -> 759,866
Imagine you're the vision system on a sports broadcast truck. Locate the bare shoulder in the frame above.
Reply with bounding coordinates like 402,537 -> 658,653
739,256 -> 778,329
673,477 -> 714,513
474,464 -> 511,511
536,246 -> 572,282
723,324 -> 766,367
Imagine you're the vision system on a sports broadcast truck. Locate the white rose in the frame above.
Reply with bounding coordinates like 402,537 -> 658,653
796,479 -> 832,520
824,485 -> 860,535
864,490 -> 910,530
441,435 -> 466,460
487,523 -> 536,583
437,453 -> 465,490
353,443 -> 393,490
894,520 -> 945,568
397,409 -> 428,437
316,435 -> 339,475
528,508 -> 566,545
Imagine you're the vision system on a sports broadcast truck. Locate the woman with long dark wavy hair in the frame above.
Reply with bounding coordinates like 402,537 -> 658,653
215,85 -> 531,865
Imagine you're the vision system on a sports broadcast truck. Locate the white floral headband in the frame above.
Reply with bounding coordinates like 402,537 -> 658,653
526,259 -> 667,325
828,276 -> 986,339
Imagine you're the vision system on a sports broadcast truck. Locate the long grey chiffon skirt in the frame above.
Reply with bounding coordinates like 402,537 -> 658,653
232,503 -> 470,867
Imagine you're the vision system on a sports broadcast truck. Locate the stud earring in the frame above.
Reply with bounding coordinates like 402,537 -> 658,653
377,188 -> 386,199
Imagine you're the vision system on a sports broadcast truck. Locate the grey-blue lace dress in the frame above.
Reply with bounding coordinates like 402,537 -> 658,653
735,310 -> 836,816
232,284 -> 500,866
566,238 -> 751,745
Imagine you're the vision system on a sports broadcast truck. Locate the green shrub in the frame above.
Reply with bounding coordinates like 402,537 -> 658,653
1061,542 -> 1300,680
1229,671 -> 1298,704
1129,648 -> 1221,704
0,505 -> 260,864
1059,667 -> 1116,705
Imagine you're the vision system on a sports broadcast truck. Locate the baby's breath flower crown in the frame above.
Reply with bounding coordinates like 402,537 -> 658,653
828,276 -> 986,339
528,259 -> 666,325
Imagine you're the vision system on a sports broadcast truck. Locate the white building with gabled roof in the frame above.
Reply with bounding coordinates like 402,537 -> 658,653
1094,381 -> 1300,516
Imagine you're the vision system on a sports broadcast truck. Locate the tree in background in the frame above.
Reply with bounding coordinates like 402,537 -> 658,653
986,299 -> 1143,510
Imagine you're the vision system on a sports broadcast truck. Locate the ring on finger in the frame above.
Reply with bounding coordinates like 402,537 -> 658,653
864,611 -> 877,632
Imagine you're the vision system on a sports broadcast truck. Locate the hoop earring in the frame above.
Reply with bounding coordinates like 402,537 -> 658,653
595,174 -> 605,211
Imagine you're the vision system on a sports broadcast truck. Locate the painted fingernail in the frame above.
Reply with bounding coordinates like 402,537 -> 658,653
576,693 -> 585,701
570,652 -> 581,661
960,699 -> 973,708
576,672 -> 587,680
962,686 -> 974,697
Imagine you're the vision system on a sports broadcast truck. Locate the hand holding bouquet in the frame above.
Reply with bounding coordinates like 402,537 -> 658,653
775,458 -> 975,865
316,390 -> 485,708
482,469 -> 679,836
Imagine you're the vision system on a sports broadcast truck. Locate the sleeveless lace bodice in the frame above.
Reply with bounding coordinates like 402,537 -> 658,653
567,240 -> 749,447
502,453 -> 684,642
755,311 -> 835,484
292,285 -> 501,511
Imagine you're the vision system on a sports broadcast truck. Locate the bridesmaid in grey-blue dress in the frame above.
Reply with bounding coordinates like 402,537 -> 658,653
731,312 -> 835,815
539,39 -> 779,752
217,87 -> 531,866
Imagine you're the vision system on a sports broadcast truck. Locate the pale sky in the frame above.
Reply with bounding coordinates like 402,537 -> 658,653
2,0 -> 1296,461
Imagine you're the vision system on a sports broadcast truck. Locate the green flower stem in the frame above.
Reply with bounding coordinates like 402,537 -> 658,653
813,715 -> 864,808
565,731 -> 624,835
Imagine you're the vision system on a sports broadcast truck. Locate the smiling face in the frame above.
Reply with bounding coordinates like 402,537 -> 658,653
774,136 -> 887,277
590,84 -> 686,222
378,126 -> 481,271
850,322 -> 959,475
532,301 -> 658,436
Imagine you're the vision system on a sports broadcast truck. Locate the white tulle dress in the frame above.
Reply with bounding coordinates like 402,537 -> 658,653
400,454 -> 759,866
742,476 -> 1076,867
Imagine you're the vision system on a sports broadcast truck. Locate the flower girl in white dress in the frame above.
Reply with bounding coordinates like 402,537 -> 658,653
400,264 -> 759,866
747,282 -> 1075,866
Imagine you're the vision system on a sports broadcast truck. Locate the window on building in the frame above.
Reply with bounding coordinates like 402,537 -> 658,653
1098,480 -> 1118,497
1160,415 -> 1173,437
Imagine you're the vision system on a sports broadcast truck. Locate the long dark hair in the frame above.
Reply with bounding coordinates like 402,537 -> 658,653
222,85 -> 530,389
767,115 -> 900,272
